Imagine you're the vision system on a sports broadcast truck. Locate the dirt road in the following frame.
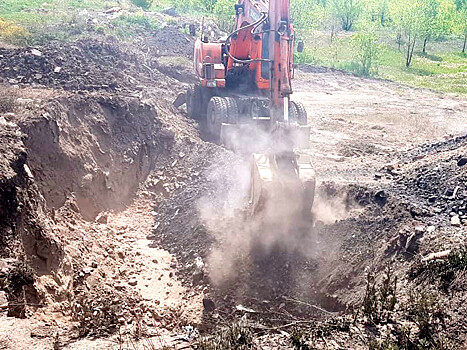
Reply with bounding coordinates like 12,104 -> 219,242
295,67 -> 467,184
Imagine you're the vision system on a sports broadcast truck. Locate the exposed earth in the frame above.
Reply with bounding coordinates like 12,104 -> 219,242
1,13 -> 467,350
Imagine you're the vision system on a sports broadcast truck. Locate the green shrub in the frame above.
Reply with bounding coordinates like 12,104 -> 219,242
295,48 -> 322,65
171,0 -> 216,12
131,0 -> 153,10
213,0 -> 235,33
350,22 -> 382,76
0,17 -> 30,45
113,14 -> 160,35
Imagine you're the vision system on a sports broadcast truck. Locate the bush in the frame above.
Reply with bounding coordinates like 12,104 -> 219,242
131,0 -> 153,10
171,0 -> 216,12
362,265 -> 397,324
0,18 -> 30,46
295,48 -> 322,65
214,0 -> 236,33
350,22 -> 381,76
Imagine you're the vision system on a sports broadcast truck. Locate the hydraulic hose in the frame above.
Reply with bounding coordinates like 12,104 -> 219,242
225,12 -> 271,64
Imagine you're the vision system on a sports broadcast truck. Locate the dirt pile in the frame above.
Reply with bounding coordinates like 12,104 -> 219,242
0,114 -> 68,319
393,135 -> 467,225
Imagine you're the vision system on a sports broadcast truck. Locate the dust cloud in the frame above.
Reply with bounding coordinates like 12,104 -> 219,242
196,130 -> 354,286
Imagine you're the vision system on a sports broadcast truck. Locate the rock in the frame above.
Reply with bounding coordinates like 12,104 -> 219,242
95,212 -> 108,224
422,250 -> 451,262
162,7 -> 179,16
458,157 -> 467,167
128,278 -> 138,286
203,298 -> 216,312
91,262 -> 98,268
427,226 -> 436,233
83,267 -> 93,274
54,66 -> 62,73
415,226 -> 426,233
325,154 -> 345,162
115,283 -> 126,291
31,49 -> 42,57
0,291 -> 7,309
104,6 -> 121,14
451,215 -> 461,227
16,98 -> 34,104
116,249 -> 125,259
374,190 -> 388,207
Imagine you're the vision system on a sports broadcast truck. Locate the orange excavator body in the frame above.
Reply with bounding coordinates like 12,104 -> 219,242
186,0 -> 316,217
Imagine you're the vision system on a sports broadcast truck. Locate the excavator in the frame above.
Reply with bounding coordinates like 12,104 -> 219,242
184,0 -> 316,218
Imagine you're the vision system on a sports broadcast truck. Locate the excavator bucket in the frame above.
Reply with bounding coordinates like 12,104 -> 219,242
250,152 -> 316,220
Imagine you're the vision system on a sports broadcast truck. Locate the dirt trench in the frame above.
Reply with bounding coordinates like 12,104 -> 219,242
18,93 -> 174,220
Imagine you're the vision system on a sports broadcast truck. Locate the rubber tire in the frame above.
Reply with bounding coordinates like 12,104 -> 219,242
186,85 -> 203,120
207,97 -> 228,141
224,97 -> 238,124
290,101 -> 308,125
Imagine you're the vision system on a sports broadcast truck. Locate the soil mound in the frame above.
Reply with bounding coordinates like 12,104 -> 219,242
0,39 -> 152,91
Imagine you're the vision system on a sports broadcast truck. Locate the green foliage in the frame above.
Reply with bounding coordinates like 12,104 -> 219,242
350,21 -> 382,75
170,0 -> 216,13
330,0 -> 363,31
131,0 -> 153,10
113,14 -> 160,35
213,0 -> 235,33
198,322 -> 253,350
291,0 -> 327,30
363,0 -> 389,25
294,48 -> 322,65
405,291 -> 450,349
0,16 -> 30,45
362,266 -> 398,324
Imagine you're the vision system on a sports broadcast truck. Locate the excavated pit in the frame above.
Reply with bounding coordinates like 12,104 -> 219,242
18,94 -> 174,220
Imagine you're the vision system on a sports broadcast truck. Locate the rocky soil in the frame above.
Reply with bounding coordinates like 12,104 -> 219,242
0,15 -> 467,350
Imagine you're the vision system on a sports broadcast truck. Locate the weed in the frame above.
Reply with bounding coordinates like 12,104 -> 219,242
294,48 -> 322,65
72,293 -> 122,337
131,0 -> 153,10
362,265 -> 398,324
290,328 -> 314,350
410,246 -> 467,292
406,291 -> 447,347
368,338 -> 399,350
197,322 -> 253,350
0,17 -> 30,45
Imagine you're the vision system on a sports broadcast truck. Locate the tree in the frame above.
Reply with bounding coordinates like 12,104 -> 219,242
291,0 -> 327,30
351,20 -> 382,75
420,0 -> 440,54
454,4 -> 467,52
420,0 -> 457,54
363,0 -> 389,25
330,0 -> 363,31
389,0 -> 426,67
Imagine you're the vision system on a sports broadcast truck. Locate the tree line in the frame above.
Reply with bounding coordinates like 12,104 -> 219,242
292,0 -> 467,68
